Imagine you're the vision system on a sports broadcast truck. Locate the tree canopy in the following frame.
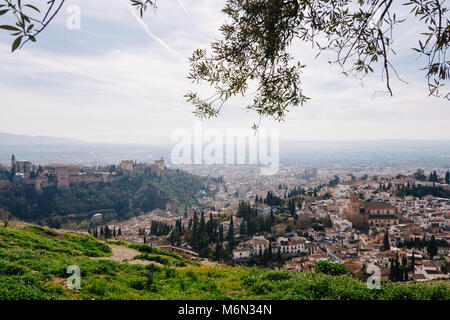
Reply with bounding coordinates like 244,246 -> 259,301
1,0 -> 449,127
186,0 -> 449,128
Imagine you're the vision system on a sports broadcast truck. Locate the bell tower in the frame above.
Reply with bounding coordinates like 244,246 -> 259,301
349,192 -> 360,216
350,192 -> 359,203
348,192 -> 368,229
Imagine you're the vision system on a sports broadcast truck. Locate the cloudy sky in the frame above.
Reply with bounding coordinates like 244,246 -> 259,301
0,0 -> 449,144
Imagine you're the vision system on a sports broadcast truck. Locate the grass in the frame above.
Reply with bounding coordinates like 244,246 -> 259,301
129,243 -> 200,267
0,222 -> 449,300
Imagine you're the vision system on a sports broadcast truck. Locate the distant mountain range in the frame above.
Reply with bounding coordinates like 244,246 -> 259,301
1,132 -> 449,168
0,132 -> 83,146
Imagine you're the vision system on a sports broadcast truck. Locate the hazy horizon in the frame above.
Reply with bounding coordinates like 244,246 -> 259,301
1,131 -> 449,169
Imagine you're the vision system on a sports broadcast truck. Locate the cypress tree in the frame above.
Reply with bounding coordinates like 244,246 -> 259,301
227,215 -> 235,250
263,248 -> 269,266
427,235 -> 438,259
239,219 -> 246,236
105,226 -> 111,239
383,230 -> 390,251
268,243 -> 273,261
219,223 -> 224,243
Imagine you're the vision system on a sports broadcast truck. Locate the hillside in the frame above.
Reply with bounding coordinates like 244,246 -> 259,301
0,169 -> 210,228
0,222 -> 449,300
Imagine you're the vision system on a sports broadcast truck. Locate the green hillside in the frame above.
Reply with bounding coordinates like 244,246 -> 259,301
0,169 -> 210,228
0,222 -> 449,300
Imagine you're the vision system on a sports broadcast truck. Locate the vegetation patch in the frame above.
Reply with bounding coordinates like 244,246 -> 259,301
0,222 -> 448,300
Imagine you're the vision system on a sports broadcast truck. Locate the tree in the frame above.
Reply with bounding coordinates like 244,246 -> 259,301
445,171 -> 450,184
146,263 -> 159,288
389,253 -> 405,282
383,230 -> 390,251
219,223 -> 224,243
413,169 -> 427,181
429,171 -> 438,183
329,175 -> 340,187
8,165 -> 16,182
427,235 -> 438,259
104,225 -> 111,239
288,198 -> 296,215
227,215 -> 235,250
186,0 -> 450,127
239,219 -> 246,237
315,260 -> 349,276
0,204 -> 11,228
262,248 -> 269,266
268,242 -> 273,261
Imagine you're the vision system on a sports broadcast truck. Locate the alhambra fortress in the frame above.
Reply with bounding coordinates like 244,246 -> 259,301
0,154 -> 166,191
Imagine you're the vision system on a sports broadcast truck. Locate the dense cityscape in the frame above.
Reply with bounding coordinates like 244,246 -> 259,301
1,153 -> 449,284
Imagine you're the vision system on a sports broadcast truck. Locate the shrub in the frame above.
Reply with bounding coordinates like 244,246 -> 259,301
315,260 -> 350,276
0,260 -> 28,276
264,270 -> 292,281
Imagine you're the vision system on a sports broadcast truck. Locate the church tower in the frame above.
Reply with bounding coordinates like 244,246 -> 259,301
350,192 -> 359,204
347,192 -> 368,229
348,193 -> 360,218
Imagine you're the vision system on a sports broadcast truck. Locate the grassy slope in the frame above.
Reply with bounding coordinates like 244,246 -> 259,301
0,222 -> 449,300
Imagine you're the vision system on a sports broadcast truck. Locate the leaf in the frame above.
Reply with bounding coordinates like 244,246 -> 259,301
12,36 -> 22,52
0,9 -> 9,16
24,4 -> 40,13
0,25 -> 21,31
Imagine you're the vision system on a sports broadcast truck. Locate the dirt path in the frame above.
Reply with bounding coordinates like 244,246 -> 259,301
93,244 -> 163,267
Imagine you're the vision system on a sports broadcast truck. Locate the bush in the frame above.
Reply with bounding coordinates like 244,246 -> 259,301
81,260 -> 120,276
129,278 -> 147,290
315,260 -> 349,276
264,270 -> 292,281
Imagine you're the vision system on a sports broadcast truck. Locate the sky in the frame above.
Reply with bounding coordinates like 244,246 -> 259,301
0,0 -> 449,144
